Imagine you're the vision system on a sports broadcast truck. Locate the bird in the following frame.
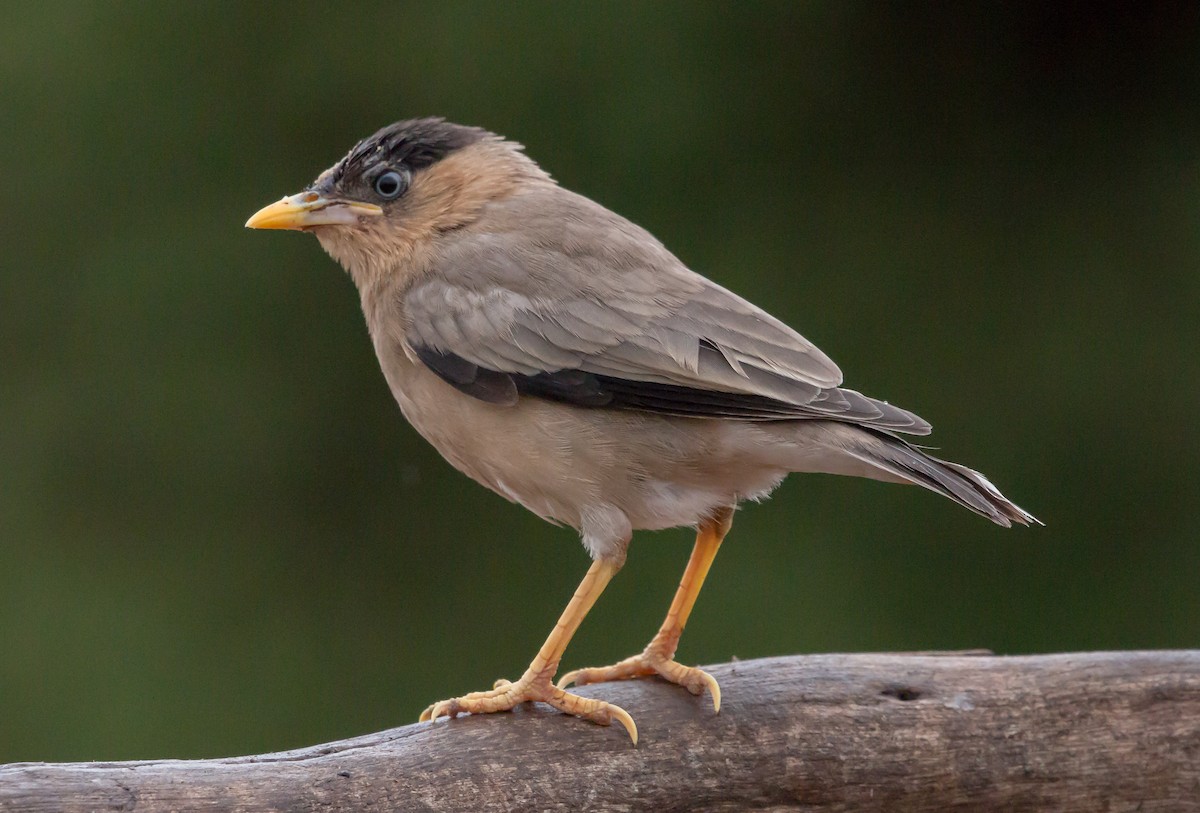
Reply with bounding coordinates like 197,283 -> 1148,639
246,117 -> 1037,744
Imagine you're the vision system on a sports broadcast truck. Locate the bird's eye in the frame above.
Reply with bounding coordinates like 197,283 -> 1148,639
373,170 -> 407,200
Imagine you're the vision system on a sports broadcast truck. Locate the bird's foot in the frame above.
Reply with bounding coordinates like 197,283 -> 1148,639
419,665 -> 639,744
557,646 -> 721,712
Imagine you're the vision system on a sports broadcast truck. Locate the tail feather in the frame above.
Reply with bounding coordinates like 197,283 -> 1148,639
839,428 -> 1040,528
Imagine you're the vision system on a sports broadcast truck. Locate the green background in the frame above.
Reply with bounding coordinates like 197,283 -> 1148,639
2,3 -> 1197,762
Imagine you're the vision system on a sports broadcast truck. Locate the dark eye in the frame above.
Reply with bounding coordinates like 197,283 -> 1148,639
373,169 -> 407,200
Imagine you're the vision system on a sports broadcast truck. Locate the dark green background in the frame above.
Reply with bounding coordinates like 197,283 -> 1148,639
2,3 -> 1197,762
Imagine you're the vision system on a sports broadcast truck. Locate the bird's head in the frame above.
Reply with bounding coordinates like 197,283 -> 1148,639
246,118 -> 549,286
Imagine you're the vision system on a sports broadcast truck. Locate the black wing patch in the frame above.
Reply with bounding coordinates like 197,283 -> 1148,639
414,344 -> 821,420
413,345 -> 518,406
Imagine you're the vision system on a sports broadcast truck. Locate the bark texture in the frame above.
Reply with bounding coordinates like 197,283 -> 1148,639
3,651 -> 1199,812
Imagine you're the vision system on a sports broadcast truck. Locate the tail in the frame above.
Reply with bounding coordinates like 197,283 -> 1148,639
820,424 -> 1040,527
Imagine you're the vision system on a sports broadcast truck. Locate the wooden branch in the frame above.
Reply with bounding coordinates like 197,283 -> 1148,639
4,652 -> 1198,812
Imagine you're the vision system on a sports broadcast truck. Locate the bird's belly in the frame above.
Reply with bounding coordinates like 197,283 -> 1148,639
375,348 -> 792,533
376,352 -> 600,524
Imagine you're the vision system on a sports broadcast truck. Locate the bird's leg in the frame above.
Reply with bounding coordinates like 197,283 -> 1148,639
419,559 -> 639,743
558,506 -> 733,711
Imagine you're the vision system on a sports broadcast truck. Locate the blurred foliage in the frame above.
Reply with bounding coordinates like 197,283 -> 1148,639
1,1 -> 1198,761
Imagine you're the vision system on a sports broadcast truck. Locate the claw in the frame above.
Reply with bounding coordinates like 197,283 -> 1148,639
702,670 -> 721,713
608,704 -> 639,746
673,665 -> 721,711
420,697 -> 466,722
556,668 -> 582,690
420,700 -> 449,722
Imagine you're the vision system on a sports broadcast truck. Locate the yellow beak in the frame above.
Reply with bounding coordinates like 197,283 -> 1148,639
245,192 -> 383,230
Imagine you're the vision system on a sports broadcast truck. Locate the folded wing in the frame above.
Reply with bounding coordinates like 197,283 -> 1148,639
403,190 -> 930,435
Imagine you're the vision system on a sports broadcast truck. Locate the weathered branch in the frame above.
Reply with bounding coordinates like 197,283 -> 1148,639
3,651 -> 1198,812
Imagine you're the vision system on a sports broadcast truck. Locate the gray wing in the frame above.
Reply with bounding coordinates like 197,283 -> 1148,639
404,189 -> 930,434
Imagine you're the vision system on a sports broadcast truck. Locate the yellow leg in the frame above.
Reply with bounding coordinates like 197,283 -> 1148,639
558,507 -> 733,711
419,559 -> 638,743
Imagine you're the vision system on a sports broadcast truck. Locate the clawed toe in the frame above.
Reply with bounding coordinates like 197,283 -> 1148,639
557,657 -> 649,689
419,673 -> 638,744
558,654 -> 721,712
